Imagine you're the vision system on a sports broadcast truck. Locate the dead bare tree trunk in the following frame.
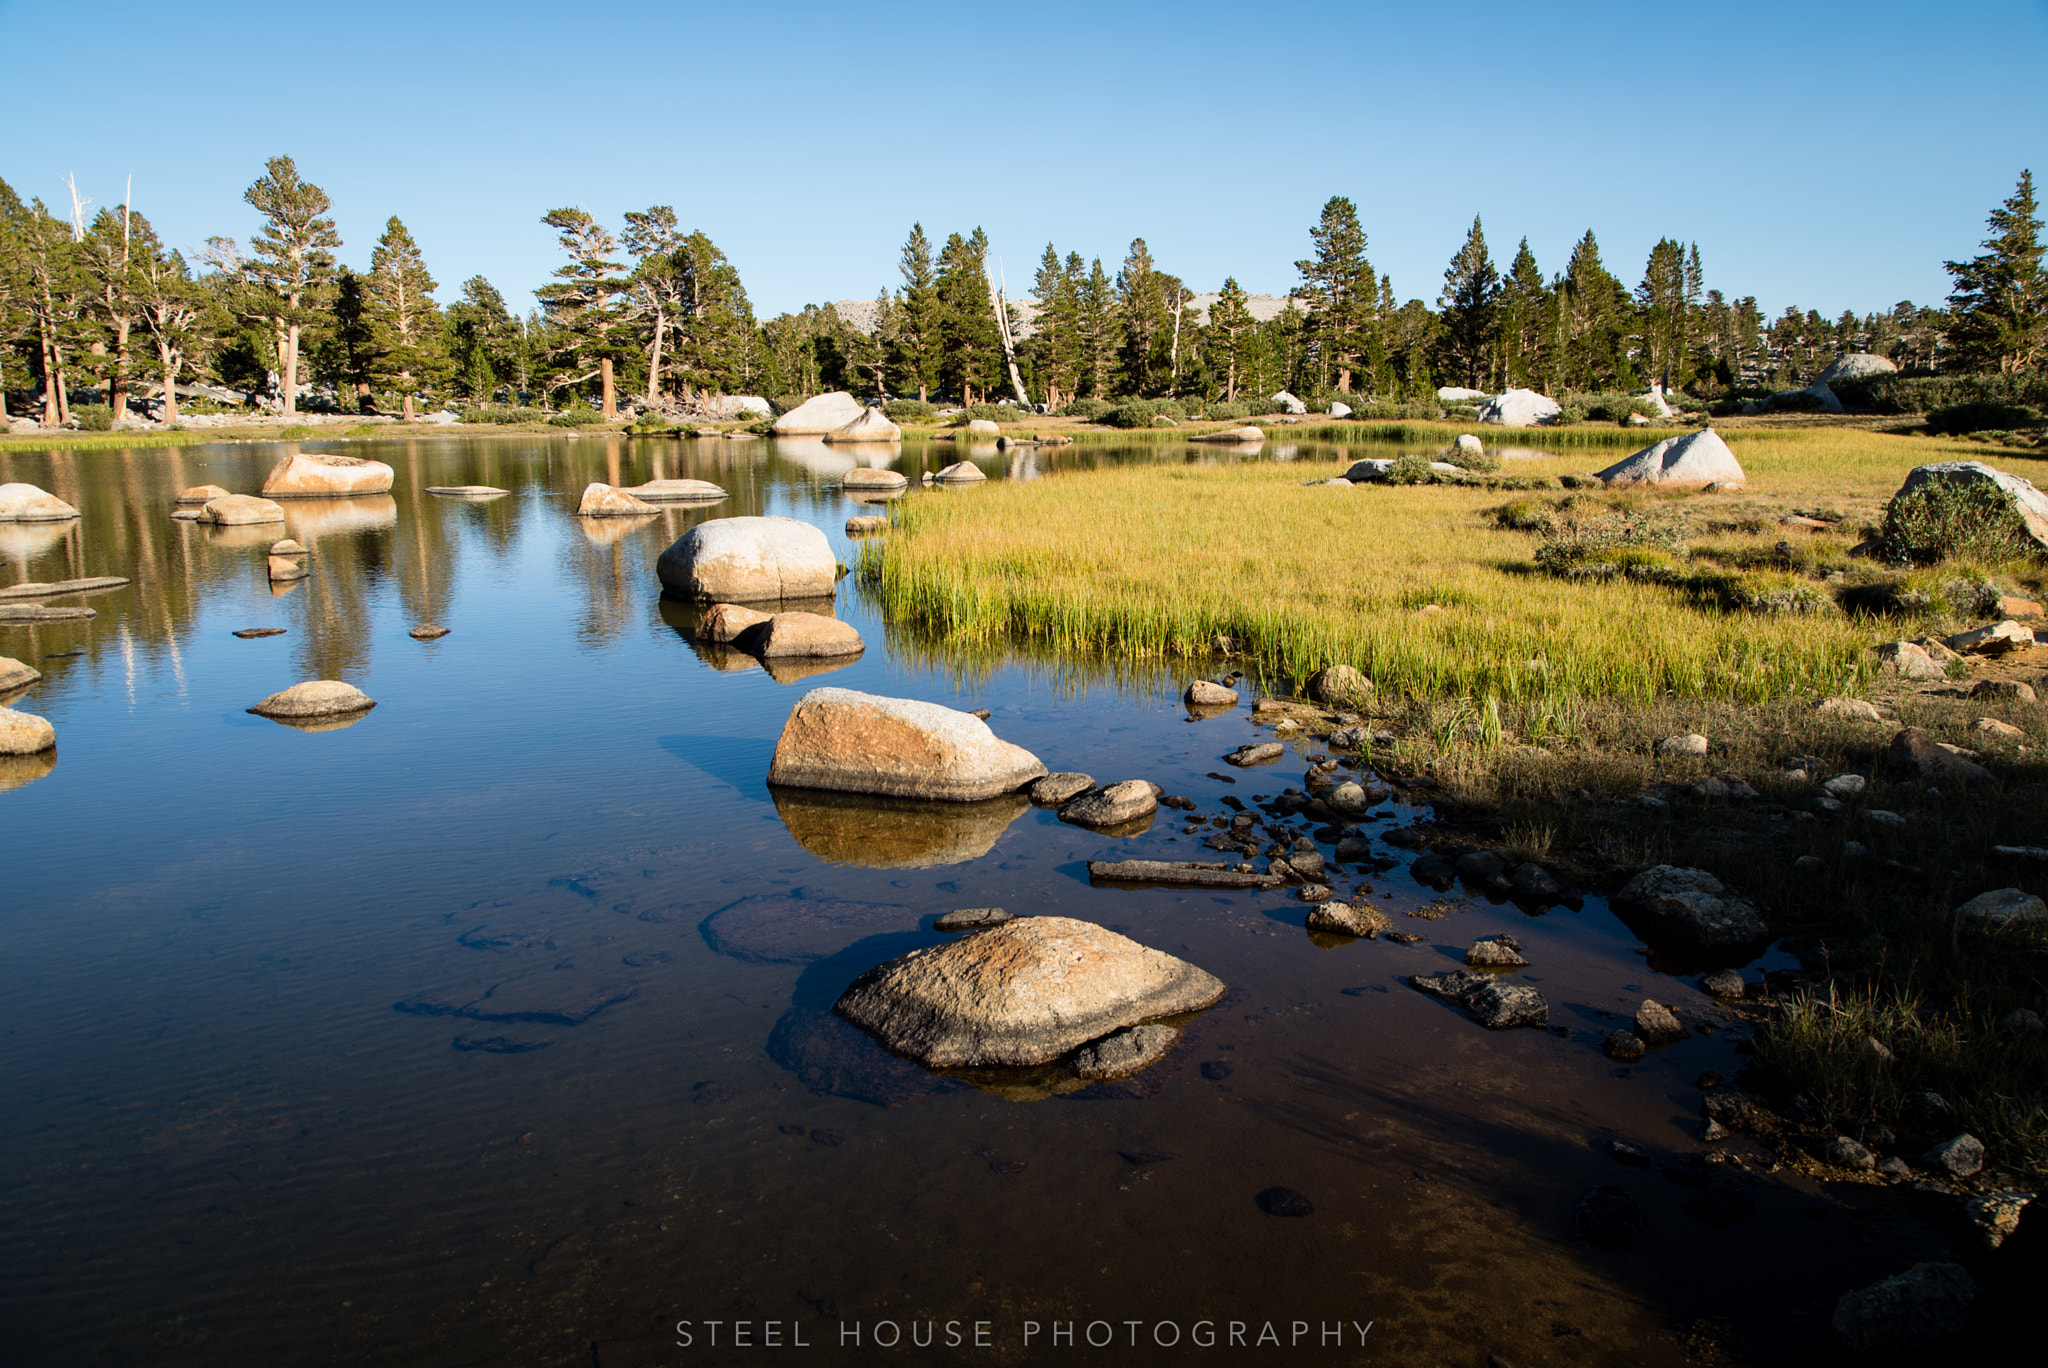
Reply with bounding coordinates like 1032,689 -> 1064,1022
993,285 -> 1029,407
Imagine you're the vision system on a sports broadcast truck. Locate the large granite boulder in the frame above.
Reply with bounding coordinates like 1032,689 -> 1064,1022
1478,388 -> 1562,427
824,408 -> 903,443
1270,390 -> 1308,415
0,704 -> 56,755
1613,865 -> 1771,953
0,483 -> 80,521
0,656 -> 42,693
175,483 -> 233,505
657,516 -> 837,602
1885,462 -> 2048,554
622,478 -> 727,502
198,494 -> 286,525
576,483 -> 659,516
1818,353 -> 1898,387
1596,429 -> 1744,487
834,915 -> 1226,1067
1190,426 -> 1267,445
772,391 -> 866,435
260,452 -> 394,497
247,680 -> 376,719
768,687 -> 1047,801
841,468 -> 909,491
1437,386 -> 1488,402
709,395 -> 771,420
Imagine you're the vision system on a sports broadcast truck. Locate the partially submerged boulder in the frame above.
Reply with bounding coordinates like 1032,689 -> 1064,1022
772,391 -> 866,435
1071,1024 -> 1181,1080
1190,426 -> 1267,444
0,483 -> 80,521
576,483 -> 659,517
1184,679 -> 1237,707
0,656 -> 42,693
824,408 -> 903,443
767,687 -> 1047,801
620,478 -> 726,502
1407,969 -> 1548,1029
1028,772 -> 1094,806
841,468 -> 908,491
1596,429 -> 1745,488
247,680 -> 376,719
1612,865 -> 1770,953
197,494 -> 286,525
934,461 -> 988,483
833,915 -> 1226,1067
174,483 -> 233,505
1308,901 -> 1392,938
260,451 -> 394,497
657,516 -> 838,602
425,485 -> 510,498
0,704 -> 56,755
695,602 -> 772,644
1306,664 -> 1370,704
1477,388 -> 1561,427
267,554 -> 308,582
1058,780 -> 1159,829
750,612 -> 865,659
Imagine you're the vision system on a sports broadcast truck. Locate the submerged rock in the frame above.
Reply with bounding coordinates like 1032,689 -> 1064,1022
695,602 -> 773,644
767,1005 -> 967,1107
409,624 -> 450,640
0,483 -> 80,521
834,915 -> 1226,1068
700,892 -> 914,963
175,483 -> 233,505
260,451 -> 395,497
1407,969 -> 1548,1029
620,478 -> 725,502
1028,772 -> 1095,806
934,907 -> 1012,931
658,516 -> 838,602
247,679 -> 376,720
1306,901 -> 1391,938
425,484 -> 511,497
1071,1024 -> 1181,1081
768,687 -> 1046,801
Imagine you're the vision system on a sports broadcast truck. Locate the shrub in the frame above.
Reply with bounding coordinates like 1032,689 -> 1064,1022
1881,478 -> 2038,565
1927,399 -> 2042,435
1205,401 -> 1250,421
1534,502 -> 1688,576
1100,399 -> 1174,428
884,399 -> 936,423
345,424 -> 383,437
548,404 -> 602,427
74,403 -> 114,431
950,402 -> 1027,426
1380,453 -> 1439,485
279,424 -> 317,440
1834,370 -> 2048,417
1057,398 -> 1113,420
1551,402 -> 1586,426
770,393 -> 809,416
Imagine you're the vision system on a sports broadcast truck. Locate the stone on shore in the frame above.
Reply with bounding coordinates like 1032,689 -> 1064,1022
1889,726 -> 1992,783
845,515 -> 888,535
771,392 -> 866,435
1071,1024 -> 1181,1081
1058,780 -> 1159,829
1454,433 -> 1483,456
1184,679 -> 1238,707
0,704 -> 56,754
767,687 -> 1047,801
260,452 -> 394,497
620,478 -> 726,502
1634,999 -> 1689,1045
1308,901 -> 1391,938
833,915 -> 1226,1068
247,680 -> 376,719
1954,888 -> 2048,928
0,656 -> 42,692
0,483 -> 80,521
1944,619 -> 2032,655
175,483 -> 233,505
1028,772 -> 1095,806
657,516 -> 838,602
1832,1263 -> 1977,1354
1613,865 -> 1770,952
935,461 -> 988,482
824,408 -> 903,443
1655,733 -> 1709,757
576,483 -> 659,517
1478,388 -> 1561,427
1407,969 -> 1548,1029
1888,461 -> 2048,555
1596,429 -> 1745,488
198,494 -> 286,525
1876,641 -> 1945,679
1306,664 -> 1370,704
1465,934 -> 1526,968
751,613 -> 865,659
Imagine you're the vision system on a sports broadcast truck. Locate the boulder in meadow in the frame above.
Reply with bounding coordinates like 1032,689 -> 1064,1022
1478,388 -> 1561,427
1596,429 -> 1745,488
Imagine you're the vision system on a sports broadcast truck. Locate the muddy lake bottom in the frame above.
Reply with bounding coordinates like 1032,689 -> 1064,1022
0,435 -> 1961,1365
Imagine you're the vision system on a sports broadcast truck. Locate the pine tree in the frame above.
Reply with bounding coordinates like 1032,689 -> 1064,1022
1436,215 -> 1500,389
1078,258 -> 1113,398
242,156 -> 339,417
1496,239 -> 1549,390
1292,196 -> 1377,393
935,229 -> 1000,404
1635,237 -> 1698,392
1029,243 -> 1081,410
1207,277 -> 1253,401
1114,238 -> 1170,396
891,224 -> 940,401
1946,170 -> 2046,375
1558,230 -> 1632,390
130,225 -> 207,425
535,207 -> 626,410
363,217 -> 446,420
621,204 -> 688,408
330,269 -> 374,411
670,231 -> 752,398
16,199 -> 87,425
445,276 -> 518,404
81,202 -> 144,421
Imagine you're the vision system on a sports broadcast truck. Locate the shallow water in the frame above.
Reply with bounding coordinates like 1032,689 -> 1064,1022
0,435 -> 1948,1366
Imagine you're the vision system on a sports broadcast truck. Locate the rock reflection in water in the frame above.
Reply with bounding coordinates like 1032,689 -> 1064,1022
282,495 -> 397,542
767,437 -> 856,480
0,520 -> 75,567
0,748 -> 56,791
769,786 -> 1029,867
253,708 -> 373,734
766,1005 -> 967,1106
575,511 -> 660,547
656,596 -> 858,681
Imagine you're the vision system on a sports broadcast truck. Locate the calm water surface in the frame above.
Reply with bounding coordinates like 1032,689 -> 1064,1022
0,435 -> 1945,1366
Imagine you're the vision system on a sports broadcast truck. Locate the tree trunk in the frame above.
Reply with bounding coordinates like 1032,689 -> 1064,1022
993,290 -> 1030,407
601,358 -> 616,419
401,377 -> 415,423
282,322 -> 301,417
158,342 -> 180,425
1336,367 -> 1352,393
645,312 -> 666,408
40,333 -> 61,425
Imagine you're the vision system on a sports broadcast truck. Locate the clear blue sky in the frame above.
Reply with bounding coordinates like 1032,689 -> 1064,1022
4,0 -> 2043,319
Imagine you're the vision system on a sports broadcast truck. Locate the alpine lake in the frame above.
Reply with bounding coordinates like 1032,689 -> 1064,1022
0,431 -> 1956,1366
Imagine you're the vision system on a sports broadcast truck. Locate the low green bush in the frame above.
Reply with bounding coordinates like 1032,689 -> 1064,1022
345,423 -> 383,437
279,424 -> 317,440
548,402 -> 603,428
461,406 -> 545,425
1835,370 -> 2048,417
1551,402 -> 1587,426
74,403 -> 114,431
1882,477 -> 2038,565
1205,401 -> 1250,420
883,399 -> 936,423
770,393 -> 809,416
949,402 -> 1028,426
1927,399 -> 2042,435
1057,398 -> 1113,420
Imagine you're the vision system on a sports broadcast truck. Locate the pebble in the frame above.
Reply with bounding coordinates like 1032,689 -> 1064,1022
1605,1139 -> 1651,1167
1603,1031 -> 1645,1062
1921,1134 -> 1984,1178
409,624 -> 450,640
934,908 -> 1011,931
233,627 -> 286,639
1821,1136 -> 1876,1170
